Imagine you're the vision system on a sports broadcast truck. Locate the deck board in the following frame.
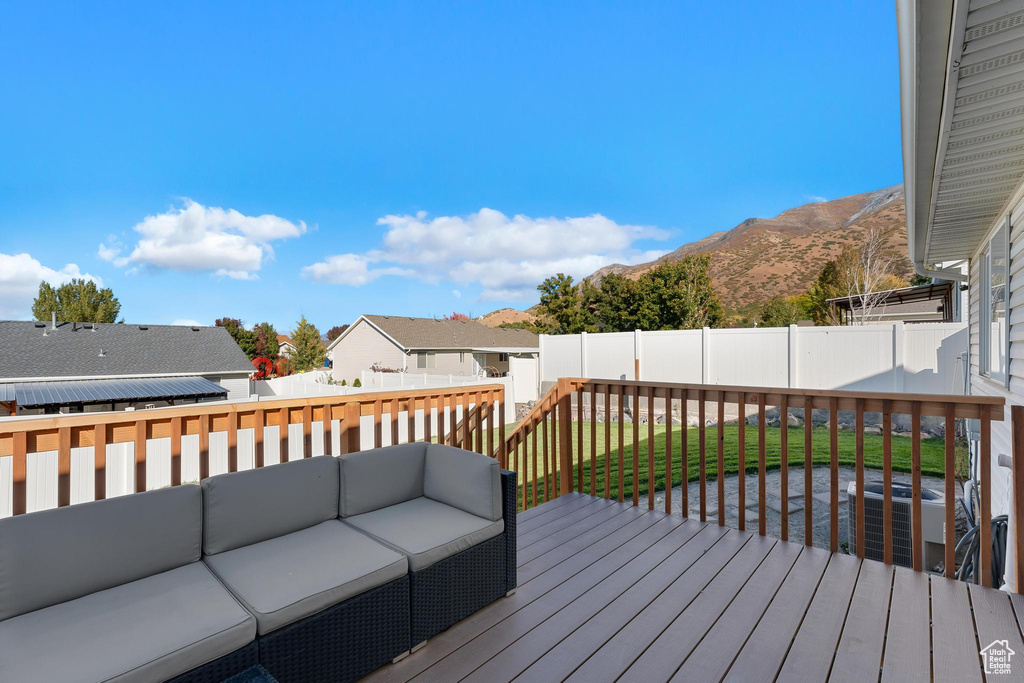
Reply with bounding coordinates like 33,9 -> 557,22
829,557 -> 893,683
618,534 -> 778,682
879,567 -> 930,683
723,545 -> 832,682
930,577 -> 983,683
361,493 -> 1019,683
457,522 -> 722,683
777,552 -> 861,682
672,539 -> 804,682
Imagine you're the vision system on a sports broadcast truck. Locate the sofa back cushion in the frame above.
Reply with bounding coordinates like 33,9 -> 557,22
338,443 -> 426,517
0,484 -> 201,621
202,456 -> 339,555
424,444 -> 502,521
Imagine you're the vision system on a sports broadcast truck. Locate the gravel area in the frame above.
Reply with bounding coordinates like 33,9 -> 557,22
654,466 -> 953,553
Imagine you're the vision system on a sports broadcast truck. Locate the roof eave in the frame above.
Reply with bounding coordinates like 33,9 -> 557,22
897,0 -> 969,280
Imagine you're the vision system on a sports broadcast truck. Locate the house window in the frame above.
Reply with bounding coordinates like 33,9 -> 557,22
981,218 -> 1009,385
498,353 -> 509,362
459,352 -> 465,363
416,352 -> 435,369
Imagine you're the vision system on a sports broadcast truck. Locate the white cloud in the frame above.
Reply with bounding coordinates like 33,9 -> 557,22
804,195 -> 828,204
0,252 -> 102,319
452,289 -> 462,299
107,199 -> 306,279
302,208 -> 668,300
172,318 -> 204,327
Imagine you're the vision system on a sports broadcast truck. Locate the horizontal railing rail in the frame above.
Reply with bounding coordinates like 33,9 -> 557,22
503,377 -> 1010,588
0,384 -> 507,517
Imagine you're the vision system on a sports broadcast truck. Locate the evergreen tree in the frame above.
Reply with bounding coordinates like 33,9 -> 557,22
215,317 -> 258,359
538,273 -> 593,333
253,322 -> 280,358
290,315 -> 326,372
32,279 -> 121,323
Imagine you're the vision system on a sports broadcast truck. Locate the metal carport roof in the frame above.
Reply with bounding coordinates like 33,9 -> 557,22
0,376 -> 228,408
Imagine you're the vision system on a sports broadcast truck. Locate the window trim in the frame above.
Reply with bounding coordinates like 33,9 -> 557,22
979,215 -> 1010,388
416,352 -> 435,370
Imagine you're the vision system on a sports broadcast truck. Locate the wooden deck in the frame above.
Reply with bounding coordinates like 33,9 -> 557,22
364,493 -> 1024,682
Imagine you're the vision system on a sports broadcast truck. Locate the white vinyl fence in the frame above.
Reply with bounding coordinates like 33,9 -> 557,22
539,322 -> 968,395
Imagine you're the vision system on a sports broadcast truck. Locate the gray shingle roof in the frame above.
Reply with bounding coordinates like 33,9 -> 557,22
0,321 -> 255,380
3,376 -> 228,408
363,315 -> 539,350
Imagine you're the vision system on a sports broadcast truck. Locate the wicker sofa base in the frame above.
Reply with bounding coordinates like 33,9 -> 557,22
409,531 -> 507,644
167,640 -> 258,683
257,575 -> 411,683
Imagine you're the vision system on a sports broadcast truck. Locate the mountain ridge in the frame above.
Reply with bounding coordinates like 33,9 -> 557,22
478,185 -> 909,326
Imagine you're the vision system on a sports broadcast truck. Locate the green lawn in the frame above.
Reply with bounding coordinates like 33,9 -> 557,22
501,421 -> 953,508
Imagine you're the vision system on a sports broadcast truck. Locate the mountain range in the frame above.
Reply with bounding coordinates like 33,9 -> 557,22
479,185 -> 911,325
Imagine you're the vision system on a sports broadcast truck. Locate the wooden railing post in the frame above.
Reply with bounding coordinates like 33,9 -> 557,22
343,402 -> 361,454
1012,405 -> 1024,592
558,379 -> 572,496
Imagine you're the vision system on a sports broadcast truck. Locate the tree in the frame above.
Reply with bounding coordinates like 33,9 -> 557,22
325,324 -> 349,342
290,315 -> 326,372
215,317 -> 258,359
594,273 -> 637,331
759,296 -> 802,327
840,229 -> 905,325
805,249 -> 853,326
537,273 -> 594,333
32,279 -> 121,323
498,319 -> 554,334
253,322 -> 280,358
443,312 -> 471,321
633,257 -> 724,330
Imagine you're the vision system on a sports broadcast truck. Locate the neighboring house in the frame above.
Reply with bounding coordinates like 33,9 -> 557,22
826,281 -> 961,324
326,315 -> 539,383
277,335 -> 297,358
0,319 -> 254,415
898,0 -> 1024,586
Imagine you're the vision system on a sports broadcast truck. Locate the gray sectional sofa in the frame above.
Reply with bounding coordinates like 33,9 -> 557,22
0,443 -> 516,683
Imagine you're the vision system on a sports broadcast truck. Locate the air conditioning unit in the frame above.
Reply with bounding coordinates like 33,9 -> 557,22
848,482 -> 946,571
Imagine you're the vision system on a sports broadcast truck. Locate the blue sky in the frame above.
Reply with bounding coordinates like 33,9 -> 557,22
0,1 -> 903,334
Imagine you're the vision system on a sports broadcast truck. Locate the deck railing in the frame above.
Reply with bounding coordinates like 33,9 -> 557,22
503,378 -> 1009,587
0,384 -> 506,517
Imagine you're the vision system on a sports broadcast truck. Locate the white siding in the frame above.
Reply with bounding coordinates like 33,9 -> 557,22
212,373 -> 251,400
968,183 -> 1024,590
330,319 -> 407,384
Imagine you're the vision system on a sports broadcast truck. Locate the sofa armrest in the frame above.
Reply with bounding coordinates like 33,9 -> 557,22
500,470 -> 517,593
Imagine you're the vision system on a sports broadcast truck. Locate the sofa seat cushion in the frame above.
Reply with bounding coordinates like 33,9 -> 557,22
205,519 -> 408,635
344,497 -> 504,571
0,561 -> 255,683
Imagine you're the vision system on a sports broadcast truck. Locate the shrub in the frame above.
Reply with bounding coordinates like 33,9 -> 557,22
353,378 -> 362,387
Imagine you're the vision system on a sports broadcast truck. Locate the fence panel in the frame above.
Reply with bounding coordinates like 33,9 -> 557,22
540,335 -> 583,380
708,328 -> 789,387
640,330 -> 702,383
794,325 -> 895,391
538,322 -> 968,395
588,332 -> 639,380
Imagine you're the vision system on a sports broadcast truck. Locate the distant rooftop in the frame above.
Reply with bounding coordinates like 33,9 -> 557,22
0,321 -> 255,381
356,314 -> 539,351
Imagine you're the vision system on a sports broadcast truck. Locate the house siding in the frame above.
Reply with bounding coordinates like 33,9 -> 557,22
330,319 -> 407,384
968,182 -> 1024,589
213,373 -> 251,400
